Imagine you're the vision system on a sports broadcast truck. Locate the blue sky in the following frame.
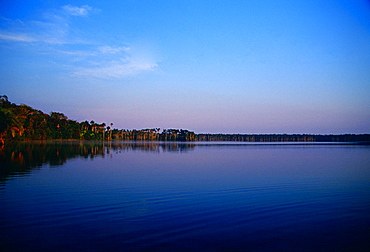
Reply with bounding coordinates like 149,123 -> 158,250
1,0 -> 369,134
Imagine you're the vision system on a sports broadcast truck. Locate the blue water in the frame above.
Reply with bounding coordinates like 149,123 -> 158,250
1,141 -> 369,251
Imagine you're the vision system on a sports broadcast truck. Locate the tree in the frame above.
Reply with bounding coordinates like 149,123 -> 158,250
100,123 -> 106,140
0,95 -> 10,107
0,107 -> 24,145
50,112 -> 68,121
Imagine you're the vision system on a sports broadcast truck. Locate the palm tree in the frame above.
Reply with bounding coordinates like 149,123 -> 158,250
90,121 -> 96,132
101,123 -> 106,140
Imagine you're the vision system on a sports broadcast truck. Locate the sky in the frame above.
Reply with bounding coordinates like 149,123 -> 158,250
0,0 -> 369,134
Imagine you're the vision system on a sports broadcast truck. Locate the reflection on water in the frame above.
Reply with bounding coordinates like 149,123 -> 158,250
1,141 -> 370,251
0,141 -> 195,181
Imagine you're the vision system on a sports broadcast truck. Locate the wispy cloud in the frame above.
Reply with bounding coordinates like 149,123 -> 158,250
0,5 -> 159,79
73,44 -> 159,78
0,5 -> 97,44
0,33 -> 35,42
99,46 -> 130,54
75,57 -> 158,79
62,5 -> 94,16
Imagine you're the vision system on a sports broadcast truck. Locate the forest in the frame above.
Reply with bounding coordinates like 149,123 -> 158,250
1,95 -> 369,144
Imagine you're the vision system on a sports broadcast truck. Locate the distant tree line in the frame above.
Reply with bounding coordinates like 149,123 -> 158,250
1,95 -> 369,144
196,133 -> 370,143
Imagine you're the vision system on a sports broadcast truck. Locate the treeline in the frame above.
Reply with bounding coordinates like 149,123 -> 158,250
0,95 -> 196,143
1,95 -> 369,144
196,134 -> 370,143
111,128 -> 196,141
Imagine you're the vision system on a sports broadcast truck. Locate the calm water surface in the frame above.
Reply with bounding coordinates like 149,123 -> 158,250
1,141 -> 370,251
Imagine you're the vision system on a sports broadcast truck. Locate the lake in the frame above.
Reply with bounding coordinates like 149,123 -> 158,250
1,141 -> 369,251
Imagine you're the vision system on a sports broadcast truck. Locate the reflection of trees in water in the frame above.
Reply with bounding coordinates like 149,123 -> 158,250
0,141 -> 195,181
110,142 -> 195,153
